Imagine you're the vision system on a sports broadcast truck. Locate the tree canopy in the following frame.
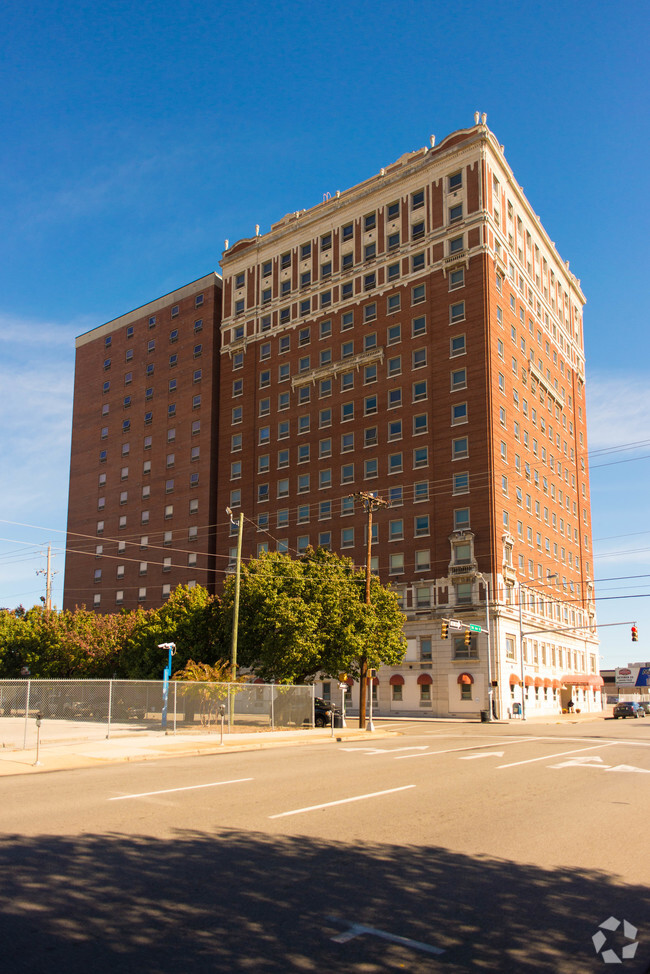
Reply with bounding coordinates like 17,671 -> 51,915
219,547 -> 406,684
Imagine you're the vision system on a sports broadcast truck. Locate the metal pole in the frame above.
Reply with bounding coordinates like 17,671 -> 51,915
481,575 -> 494,720
270,682 -> 275,729
173,682 -> 177,735
33,713 -> 42,766
23,680 -> 31,750
107,679 -> 112,739
366,674 -> 375,732
519,587 -> 527,721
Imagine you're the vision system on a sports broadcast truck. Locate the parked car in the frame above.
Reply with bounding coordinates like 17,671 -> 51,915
314,697 -> 342,728
636,701 -> 650,715
613,702 -> 646,719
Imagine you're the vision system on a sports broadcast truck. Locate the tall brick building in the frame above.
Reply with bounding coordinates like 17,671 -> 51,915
64,274 -> 222,611
65,117 -> 600,717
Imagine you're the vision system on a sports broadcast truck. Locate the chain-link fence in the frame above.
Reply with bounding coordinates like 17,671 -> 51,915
0,679 -> 315,751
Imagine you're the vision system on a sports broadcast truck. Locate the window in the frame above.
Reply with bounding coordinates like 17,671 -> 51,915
364,395 -> 377,415
364,427 -> 378,447
452,402 -> 468,424
412,189 -> 424,210
412,284 -> 425,305
364,458 -> 378,479
453,437 -> 469,460
364,303 -> 377,323
450,302 -> 465,323
412,348 -> 427,369
412,221 -> 425,240
449,268 -> 464,290
450,335 -> 466,357
413,446 -> 428,468
389,453 -> 403,475
388,388 -> 402,409
389,553 -> 404,575
413,380 -> 427,402
454,508 -> 470,530
449,203 -> 463,223
414,514 -> 430,537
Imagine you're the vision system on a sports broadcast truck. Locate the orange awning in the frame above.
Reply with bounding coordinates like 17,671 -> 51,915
524,675 -> 534,687
534,677 -> 544,688
389,674 -> 405,686
543,678 -> 552,689
509,674 -> 521,686
561,674 -> 604,687
457,673 -> 474,685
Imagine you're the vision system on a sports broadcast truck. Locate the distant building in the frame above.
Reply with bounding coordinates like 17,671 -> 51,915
65,116 -> 600,718
64,273 -> 222,612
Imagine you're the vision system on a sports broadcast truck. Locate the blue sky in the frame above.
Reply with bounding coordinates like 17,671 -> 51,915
0,0 -> 648,667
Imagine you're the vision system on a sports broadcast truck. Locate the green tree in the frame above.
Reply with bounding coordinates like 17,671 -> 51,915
219,548 -> 406,684
119,585 -> 224,679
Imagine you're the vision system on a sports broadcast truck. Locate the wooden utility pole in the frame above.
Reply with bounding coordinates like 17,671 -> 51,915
36,544 -> 55,611
351,491 -> 389,728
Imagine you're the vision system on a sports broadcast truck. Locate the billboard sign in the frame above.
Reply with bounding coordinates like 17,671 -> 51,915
615,665 -> 650,687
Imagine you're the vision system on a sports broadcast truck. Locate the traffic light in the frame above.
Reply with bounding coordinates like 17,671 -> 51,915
632,625 -> 638,642
441,620 -> 449,640
464,629 -> 471,646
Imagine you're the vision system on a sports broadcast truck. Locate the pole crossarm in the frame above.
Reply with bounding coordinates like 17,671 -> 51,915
520,620 -> 632,637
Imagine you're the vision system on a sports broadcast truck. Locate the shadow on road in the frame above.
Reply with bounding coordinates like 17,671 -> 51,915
0,829 -> 647,973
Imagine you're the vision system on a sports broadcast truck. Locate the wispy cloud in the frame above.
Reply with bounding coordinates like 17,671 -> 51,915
586,371 -> 650,450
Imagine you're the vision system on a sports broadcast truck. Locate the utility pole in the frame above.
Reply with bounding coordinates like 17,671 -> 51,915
226,507 -> 244,729
351,491 -> 389,728
36,544 -> 56,611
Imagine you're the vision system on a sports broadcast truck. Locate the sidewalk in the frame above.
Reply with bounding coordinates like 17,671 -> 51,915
0,724 -> 393,777
0,709 -> 611,778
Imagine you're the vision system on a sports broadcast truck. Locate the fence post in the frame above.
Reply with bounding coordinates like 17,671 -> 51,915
107,680 -> 112,739
270,683 -> 275,729
173,682 -> 177,735
23,680 -> 31,750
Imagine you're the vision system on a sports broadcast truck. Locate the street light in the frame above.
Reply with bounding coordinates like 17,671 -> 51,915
478,574 -> 494,720
158,642 -> 176,730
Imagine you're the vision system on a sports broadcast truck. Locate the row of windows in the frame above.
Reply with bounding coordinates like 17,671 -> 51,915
235,278 -> 433,321
95,521 -> 201,539
232,414 -> 437,457
249,508 -> 469,538
232,180 -> 463,288
92,581 -> 198,608
97,475 -> 200,509
102,308 -> 204,350
100,398 -> 203,435
98,422 -> 201,461
229,439 -> 470,484
97,457 -> 200,487
235,228 -> 466,307
94,552 -> 198,582
102,371 -> 203,402
103,345 -> 202,373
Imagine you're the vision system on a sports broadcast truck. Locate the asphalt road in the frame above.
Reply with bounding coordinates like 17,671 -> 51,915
2,719 -> 649,973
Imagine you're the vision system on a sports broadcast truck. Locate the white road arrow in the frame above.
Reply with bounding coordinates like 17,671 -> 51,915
550,755 -> 609,769
459,751 -> 505,760
605,765 -> 650,774
339,746 -> 428,755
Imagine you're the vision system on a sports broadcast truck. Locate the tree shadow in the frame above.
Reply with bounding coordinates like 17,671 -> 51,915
0,829 -> 647,973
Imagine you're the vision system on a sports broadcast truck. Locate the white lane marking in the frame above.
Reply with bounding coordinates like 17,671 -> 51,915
327,917 -> 444,956
109,778 -> 253,801
498,742 -> 617,769
606,765 -> 650,774
269,785 -> 415,819
339,746 -> 429,754
550,755 -> 609,769
459,751 -> 505,760
395,738 -> 543,760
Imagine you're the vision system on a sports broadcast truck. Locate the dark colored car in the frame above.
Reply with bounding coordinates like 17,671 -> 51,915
613,701 -> 646,719
314,697 -> 342,728
637,701 -> 650,715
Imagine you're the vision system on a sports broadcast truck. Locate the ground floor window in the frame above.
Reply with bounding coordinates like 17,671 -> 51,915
392,684 -> 403,702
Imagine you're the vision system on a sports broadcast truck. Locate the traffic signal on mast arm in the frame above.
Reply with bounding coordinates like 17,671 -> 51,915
441,620 -> 449,640
464,629 -> 471,646
632,625 -> 638,642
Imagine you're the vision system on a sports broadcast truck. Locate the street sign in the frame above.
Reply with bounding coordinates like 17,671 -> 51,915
468,624 -> 483,633
448,619 -> 463,630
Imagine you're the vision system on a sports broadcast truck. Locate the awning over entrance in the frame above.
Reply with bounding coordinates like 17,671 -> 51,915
509,674 -> 521,686
561,674 -> 604,687
389,674 -> 405,686
417,673 -> 433,685
457,673 -> 474,685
